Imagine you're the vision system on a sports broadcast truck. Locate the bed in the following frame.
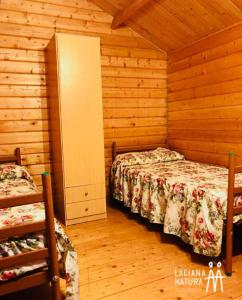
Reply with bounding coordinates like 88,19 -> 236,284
110,142 -> 242,275
0,149 -> 79,299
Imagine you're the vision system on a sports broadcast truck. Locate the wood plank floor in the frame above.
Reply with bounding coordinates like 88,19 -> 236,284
68,206 -> 242,300
2,206 -> 242,299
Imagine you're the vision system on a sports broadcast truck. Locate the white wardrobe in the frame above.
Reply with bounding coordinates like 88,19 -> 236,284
46,33 -> 106,225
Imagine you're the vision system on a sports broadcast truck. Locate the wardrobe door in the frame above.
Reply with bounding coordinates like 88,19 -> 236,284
57,34 -> 105,187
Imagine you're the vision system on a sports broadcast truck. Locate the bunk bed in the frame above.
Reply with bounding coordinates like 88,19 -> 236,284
110,142 -> 242,276
0,149 -> 79,300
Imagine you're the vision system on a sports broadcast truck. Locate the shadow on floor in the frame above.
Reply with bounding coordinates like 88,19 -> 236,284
0,284 -> 52,300
0,283 -> 66,300
111,201 -> 242,268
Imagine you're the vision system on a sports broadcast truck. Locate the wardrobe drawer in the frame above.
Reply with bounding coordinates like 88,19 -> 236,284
65,184 -> 105,204
66,198 -> 106,220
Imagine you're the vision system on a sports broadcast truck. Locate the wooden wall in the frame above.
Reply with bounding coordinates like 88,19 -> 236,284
0,0 -> 167,187
168,23 -> 242,166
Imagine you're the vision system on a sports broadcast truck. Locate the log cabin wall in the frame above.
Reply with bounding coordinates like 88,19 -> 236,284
168,23 -> 242,166
0,0 -> 167,188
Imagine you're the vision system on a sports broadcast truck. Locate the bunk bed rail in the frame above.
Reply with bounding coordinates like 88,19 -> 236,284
0,173 -> 61,299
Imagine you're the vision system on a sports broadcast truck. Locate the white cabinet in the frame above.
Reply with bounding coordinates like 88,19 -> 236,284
46,33 -> 106,225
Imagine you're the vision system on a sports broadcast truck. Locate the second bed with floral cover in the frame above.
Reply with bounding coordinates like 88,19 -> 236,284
0,164 -> 79,300
111,148 -> 242,257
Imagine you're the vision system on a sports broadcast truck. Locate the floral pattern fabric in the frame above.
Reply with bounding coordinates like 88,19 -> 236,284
112,147 -> 185,202
111,155 -> 242,257
0,164 -> 32,182
0,164 -> 79,300
114,148 -> 184,168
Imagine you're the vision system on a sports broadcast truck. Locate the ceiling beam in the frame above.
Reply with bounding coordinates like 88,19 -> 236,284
111,0 -> 152,29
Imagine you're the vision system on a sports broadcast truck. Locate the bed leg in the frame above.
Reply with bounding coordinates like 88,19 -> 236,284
51,278 -> 61,300
225,229 -> 233,276
225,152 -> 236,276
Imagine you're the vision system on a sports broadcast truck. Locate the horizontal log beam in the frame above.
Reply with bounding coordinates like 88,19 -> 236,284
111,0 -> 151,29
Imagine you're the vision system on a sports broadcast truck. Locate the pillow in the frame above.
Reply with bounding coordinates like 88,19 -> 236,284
114,147 -> 184,167
0,164 -> 33,182
154,147 -> 185,162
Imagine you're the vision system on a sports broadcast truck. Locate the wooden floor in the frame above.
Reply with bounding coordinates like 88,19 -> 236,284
3,206 -> 242,299
68,206 -> 242,300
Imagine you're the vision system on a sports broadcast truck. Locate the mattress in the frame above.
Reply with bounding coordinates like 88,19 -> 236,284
0,164 -> 79,300
111,148 -> 242,257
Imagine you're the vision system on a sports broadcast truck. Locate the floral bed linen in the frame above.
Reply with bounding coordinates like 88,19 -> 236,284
112,147 -> 185,202
111,157 -> 242,257
113,147 -> 184,168
0,164 -> 79,300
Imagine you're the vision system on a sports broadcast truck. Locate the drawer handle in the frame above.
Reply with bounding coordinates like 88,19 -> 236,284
85,192 -> 88,196
85,208 -> 89,212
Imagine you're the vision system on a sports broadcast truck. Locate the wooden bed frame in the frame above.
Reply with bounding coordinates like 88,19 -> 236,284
0,149 -> 61,299
0,148 -> 21,166
111,142 -> 242,276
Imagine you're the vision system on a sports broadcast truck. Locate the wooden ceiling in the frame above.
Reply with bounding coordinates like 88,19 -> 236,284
92,0 -> 242,52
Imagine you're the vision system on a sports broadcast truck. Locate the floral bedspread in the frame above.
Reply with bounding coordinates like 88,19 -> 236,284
0,164 -> 79,300
111,149 -> 242,257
